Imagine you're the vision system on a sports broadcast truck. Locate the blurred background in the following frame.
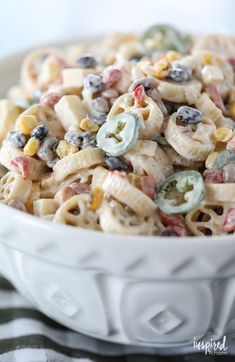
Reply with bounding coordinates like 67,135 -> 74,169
0,0 -> 234,57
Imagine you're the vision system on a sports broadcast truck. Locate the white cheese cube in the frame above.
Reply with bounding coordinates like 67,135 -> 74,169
62,68 -> 92,88
55,95 -> 87,131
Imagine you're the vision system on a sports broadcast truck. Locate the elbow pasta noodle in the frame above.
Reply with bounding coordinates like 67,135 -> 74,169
102,172 -> 157,217
158,80 -> 202,104
195,93 -> 223,126
26,182 -> 40,212
1,25 -> 235,236
0,141 -> 48,181
17,103 -> 65,139
205,183 -> 235,203
33,198 -> 58,217
124,142 -> 173,183
53,148 -> 104,182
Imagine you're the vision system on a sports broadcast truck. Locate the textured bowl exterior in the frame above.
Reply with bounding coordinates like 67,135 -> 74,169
1,203 -> 235,347
1,43 -> 235,348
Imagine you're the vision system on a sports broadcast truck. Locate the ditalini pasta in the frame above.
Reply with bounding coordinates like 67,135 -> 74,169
1,24 -> 235,236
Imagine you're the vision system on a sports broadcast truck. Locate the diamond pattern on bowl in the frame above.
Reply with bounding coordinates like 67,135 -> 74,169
47,285 -> 79,318
149,309 -> 183,335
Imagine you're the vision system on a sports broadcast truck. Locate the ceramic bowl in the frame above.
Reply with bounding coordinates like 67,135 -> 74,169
0,41 -> 235,348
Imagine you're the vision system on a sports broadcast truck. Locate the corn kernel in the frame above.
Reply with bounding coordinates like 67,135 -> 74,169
213,127 -> 233,142
205,151 -> 219,169
23,137 -> 40,156
88,187 -> 103,210
56,140 -> 78,158
80,118 -> 99,132
228,103 -> 235,120
16,115 -> 38,135
154,59 -> 171,79
203,53 -> 213,65
165,51 -> 181,62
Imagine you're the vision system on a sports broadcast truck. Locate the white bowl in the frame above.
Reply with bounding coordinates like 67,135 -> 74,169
1,41 -> 235,348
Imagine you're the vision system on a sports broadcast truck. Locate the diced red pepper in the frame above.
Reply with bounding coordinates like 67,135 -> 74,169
103,68 -> 122,88
204,170 -> 224,183
161,213 -> 184,227
11,157 -> 30,179
140,175 -> 156,199
133,84 -> 145,105
222,208 -> 235,232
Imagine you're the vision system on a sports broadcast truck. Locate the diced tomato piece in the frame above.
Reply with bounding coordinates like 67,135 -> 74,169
140,175 -> 156,199
11,156 -> 30,179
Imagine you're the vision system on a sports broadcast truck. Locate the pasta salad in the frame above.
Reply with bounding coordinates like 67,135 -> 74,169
0,24 -> 235,237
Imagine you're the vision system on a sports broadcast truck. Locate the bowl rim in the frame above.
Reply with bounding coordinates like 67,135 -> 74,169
0,38 -> 234,246
1,201 -> 235,247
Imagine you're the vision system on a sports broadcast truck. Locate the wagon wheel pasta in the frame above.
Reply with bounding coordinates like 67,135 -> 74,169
20,47 -> 65,95
98,199 -> 156,235
1,25 -> 235,236
108,92 -> 164,139
0,171 -> 32,204
165,113 -> 216,161
185,201 -> 235,236
53,194 -> 100,229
